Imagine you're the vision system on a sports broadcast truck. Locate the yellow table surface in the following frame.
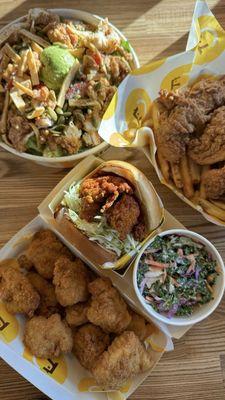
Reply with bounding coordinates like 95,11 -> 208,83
0,1 -> 225,399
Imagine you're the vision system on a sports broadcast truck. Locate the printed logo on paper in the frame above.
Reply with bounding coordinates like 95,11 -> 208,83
0,302 -> 19,343
125,88 -> 151,129
160,64 -> 192,91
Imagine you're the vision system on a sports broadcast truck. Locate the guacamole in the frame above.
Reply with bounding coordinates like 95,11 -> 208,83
40,45 -> 75,91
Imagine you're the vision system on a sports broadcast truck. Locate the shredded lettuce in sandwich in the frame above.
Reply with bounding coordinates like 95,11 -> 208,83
61,182 -> 139,257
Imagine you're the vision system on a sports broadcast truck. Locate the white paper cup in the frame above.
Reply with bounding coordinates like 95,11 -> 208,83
0,9 -> 140,168
133,229 -> 225,327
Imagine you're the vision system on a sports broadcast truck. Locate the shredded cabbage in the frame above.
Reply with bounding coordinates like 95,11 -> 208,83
62,182 -> 139,257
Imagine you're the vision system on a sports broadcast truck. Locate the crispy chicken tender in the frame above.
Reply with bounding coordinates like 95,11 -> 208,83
46,22 -> 78,48
157,76 -> 225,163
23,314 -> 73,358
73,323 -> 110,370
65,302 -> 89,327
0,267 -> 40,317
79,174 -> 133,221
27,272 -> 59,317
87,278 -> 131,333
26,229 -> 73,279
53,256 -> 90,307
92,331 -> 152,390
202,166 -> 225,199
106,194 -> 140,240
188,106 -> 225,165
127,310 -> 154,341
17,254 -> 33,271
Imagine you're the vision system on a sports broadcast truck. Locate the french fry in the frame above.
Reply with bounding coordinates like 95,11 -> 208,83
18,49 -> 29,77
157,151 -> 170,182
180,155 -> 194,198
211,200 -> 225,211
199,198 -> 225,222
171,162 -> 183,189
191,190 -> 200,205
199,165 -> 210,199
189,158 -> 200,185
27,49 -> 39,86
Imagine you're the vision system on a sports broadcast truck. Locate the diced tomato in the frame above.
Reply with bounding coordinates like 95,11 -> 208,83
92,53 -> 102,65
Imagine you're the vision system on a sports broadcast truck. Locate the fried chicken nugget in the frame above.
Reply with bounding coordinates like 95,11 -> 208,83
87,278 -> 131,333
127,310 -> 154,341
65,302 -> 89,327
92,331 -> 152,390
73,323 -> 110,370
27,272 -> 60,317
26,230 -> 73,279
23,313 -> 73,358
0,267 -> 40,317
53,256 -> 90,307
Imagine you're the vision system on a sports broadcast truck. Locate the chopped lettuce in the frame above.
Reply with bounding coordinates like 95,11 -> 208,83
121,39 -> 131,53
62,182 -> 139,257
26,135 -> 43,156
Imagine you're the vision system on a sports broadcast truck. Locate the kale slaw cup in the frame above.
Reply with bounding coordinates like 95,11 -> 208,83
133,229 -> 225,326
0,8 -> 139,168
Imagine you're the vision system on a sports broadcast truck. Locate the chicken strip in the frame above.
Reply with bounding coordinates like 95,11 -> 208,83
92,331 -> 152,390
202,166 -> 225,199
53,256 -> 90,307
73,323 -> 110,370
24,314 -> 73,358
188,106 -> 225,165
17,254 -> 33,271
26,230 -> 73,279
0,267 -> 40,317
87,278 -> 131,333
127,310 -> 154,341
106,194 -> 140,240
65,302 -> 89,327
156,76 -> 225,163
27,272 -> 60,317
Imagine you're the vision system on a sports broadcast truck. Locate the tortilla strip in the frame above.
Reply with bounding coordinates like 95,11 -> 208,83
13,80 -> 33,97
0,90 -> 9,134
27,49 -> 39,86
20,29 -> 50,48
57,59 -> 80,108
0,22 -> 27,47
18,49 -> 29,77
2,43 -> 21,63
31,41 -> 43,56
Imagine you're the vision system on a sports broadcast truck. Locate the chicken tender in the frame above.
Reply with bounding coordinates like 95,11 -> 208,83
202,166 -> 225,199
24,314 -> 73,358
127,310 -> 154,341
27,272 -> 59,317
92,331 -> 152,389
188,106 -> 225,165
53,256 -> 90,307
26,229 -> 73,279
65,302 -> 89,327
0,267 -> 40,317
17,254 -> 33,271
106,194 -> 140,240
87,278 -> 131,333
73,323 -> 110,370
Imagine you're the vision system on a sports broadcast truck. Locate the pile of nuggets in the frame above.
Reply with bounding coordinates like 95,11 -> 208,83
0,229 -> 154,390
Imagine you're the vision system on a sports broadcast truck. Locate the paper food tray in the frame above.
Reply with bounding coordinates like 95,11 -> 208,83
0,215 -> 168,400
98,0 -> 225,227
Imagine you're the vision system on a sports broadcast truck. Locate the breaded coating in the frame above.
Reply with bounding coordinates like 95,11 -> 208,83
188,106 -> 225,165
23,314 -> 73,358
202,166 -> 225,199
53,256 -> 90,307
17,254 -> 33,271
92,331 -> 152,389
132,220 -> 148,242
106,194 -> 140,240
73,323 -> 110,370
27,272 -> 59,317
79,174 -> 133,221
26,230 -> 73,279
0,267 -> 40,317
65,302 -> 89,327
87,278 -> 131,333
127,310 -> 154,341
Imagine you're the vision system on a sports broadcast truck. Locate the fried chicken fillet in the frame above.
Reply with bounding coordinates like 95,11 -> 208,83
202,166 -> 225,199
53,256 -> 90,307
26,230 -> 73,279
188,106 -> 225,165
0,267 -> 40,317
127,310 -> 154,341
92,331 -> 152,389
65,302 -> 89,327
87,278 -> 131,333
106,194 -> 140,240
156,76 -> 225,163
24,313 -> 73,358
27,272 -> 59,317
73,323 -> 110,370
